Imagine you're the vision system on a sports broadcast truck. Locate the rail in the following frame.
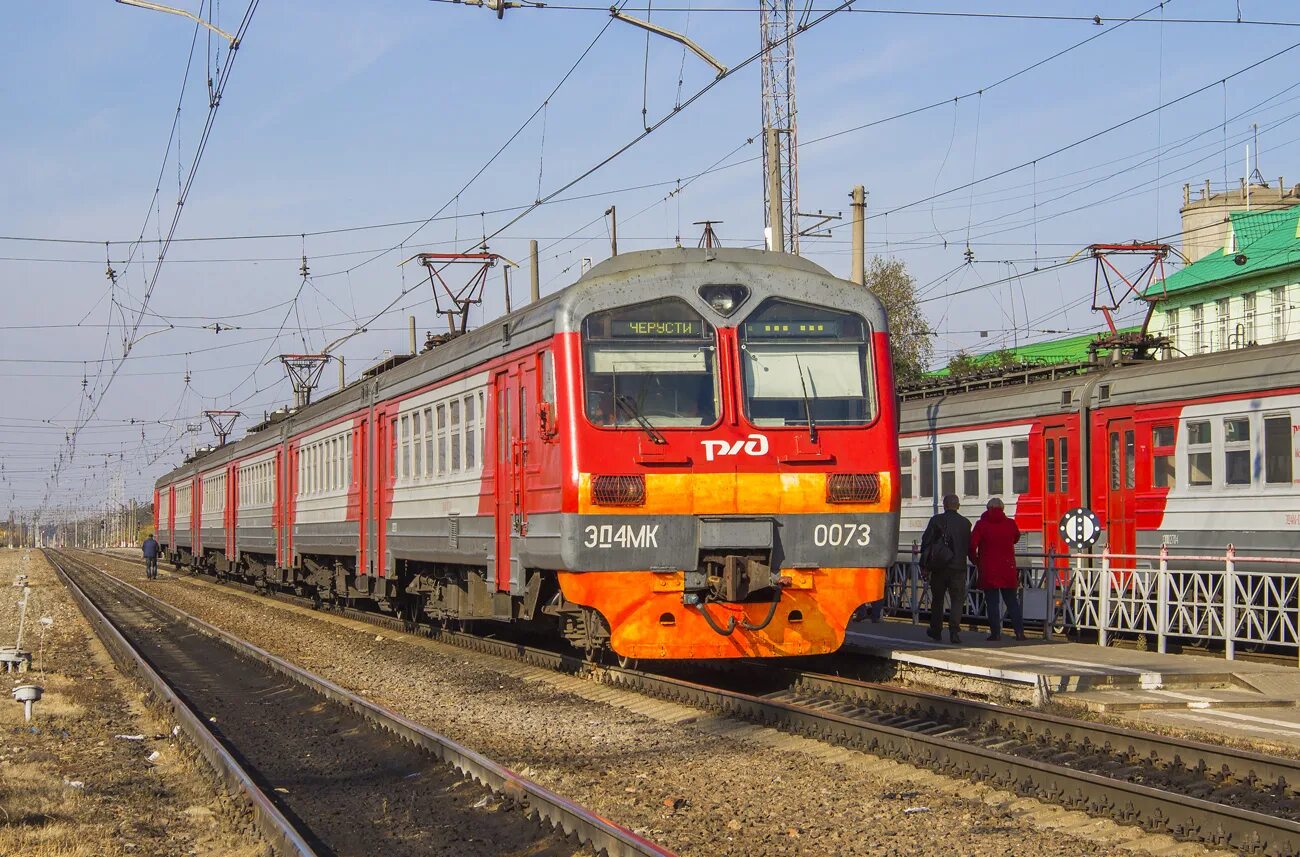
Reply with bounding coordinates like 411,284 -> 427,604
883,544 -> 1300,661
79,548 -> 1300,853
46,549 -> 320,857
51,549 -> 675,857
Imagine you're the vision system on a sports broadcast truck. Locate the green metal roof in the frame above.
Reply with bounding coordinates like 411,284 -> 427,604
928,327 -> 1138,377
1145,205 -> 1300,298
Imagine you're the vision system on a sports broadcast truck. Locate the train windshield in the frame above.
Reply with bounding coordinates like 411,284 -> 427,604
582,298 -> 718,428
740,299 -> 873,427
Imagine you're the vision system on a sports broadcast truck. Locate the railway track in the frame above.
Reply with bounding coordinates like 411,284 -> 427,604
47,549 -> 674,857
86,549 -> 1300,855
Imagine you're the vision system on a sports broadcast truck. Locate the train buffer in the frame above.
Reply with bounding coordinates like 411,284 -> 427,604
843,619 -> 1300,751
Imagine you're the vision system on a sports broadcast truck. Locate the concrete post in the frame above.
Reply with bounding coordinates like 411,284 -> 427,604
338,355 -> 345,390
1157,544 -> 1169,654
606,206 -> 618,257
408,316 -> 417,355
1099,550 -> 1111,648
1224,545 -> 1237,661
529,240 -> 540,304
850,185 -> 866,285
766,128 -> 784,253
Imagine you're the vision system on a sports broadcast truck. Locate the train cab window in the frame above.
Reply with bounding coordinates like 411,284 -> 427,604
899,449 -> 913,500
986,441 -> 1005,495
962,443 -> 979,497
739,300 -> 872,428
1011,438 -> 1029,494
918,448 -> 934,499
1187,420 -> 1213,486
584,298 -> 717,428
1224,417 -> 1252,485
1045,439 -> 1057,494
1265,415 -> 1293,484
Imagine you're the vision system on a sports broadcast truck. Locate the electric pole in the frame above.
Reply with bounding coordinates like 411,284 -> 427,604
760,0 -> 799,254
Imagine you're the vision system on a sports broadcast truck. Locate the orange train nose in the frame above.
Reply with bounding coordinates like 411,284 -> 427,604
557,567 -> 884,659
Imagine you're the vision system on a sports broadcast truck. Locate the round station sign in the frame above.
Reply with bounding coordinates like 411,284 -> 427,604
1058,507 -> 1101,552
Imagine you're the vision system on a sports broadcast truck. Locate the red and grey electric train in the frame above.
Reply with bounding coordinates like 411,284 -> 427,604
155,248 -> 901,660
898,339 -> 1300,563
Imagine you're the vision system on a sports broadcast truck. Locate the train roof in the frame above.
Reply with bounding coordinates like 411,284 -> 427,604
900,338 -> 1300,435
155,247 -> 877,489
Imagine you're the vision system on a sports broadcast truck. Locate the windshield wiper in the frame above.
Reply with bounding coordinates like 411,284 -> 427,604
794,355 -> 819,444
616,394 -> 667,445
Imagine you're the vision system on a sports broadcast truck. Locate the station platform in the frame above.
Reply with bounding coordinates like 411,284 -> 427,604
842,620 -> 1300,748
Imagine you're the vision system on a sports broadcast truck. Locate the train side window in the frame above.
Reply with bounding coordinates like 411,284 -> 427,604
465,394 -> 478,469
962,443 -> 979,497
1152,424 -> 1175,488
437,404 -> 447,475
939,444 -> 956,498
1187,420 -> 1213,486
918,448 -> 934,499
1224,417 -> 1251,485
1045,439 -> 1057,494
478,391 -> 486,465
1060,438 -> 1070,493
1011,438 -> 1029,494
423,407 -> 434,478
1124,430 -> 1135,489
542,350 -> 556,406
450,399 -> 462,472
1265,415 -> 1293,484
986,441 -> 1005,495
412,411 -> 424,481
899,449 -> 913,500
400,414 -> 411,483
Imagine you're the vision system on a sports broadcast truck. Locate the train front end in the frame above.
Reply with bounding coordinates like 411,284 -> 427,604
553,248 -> 899,659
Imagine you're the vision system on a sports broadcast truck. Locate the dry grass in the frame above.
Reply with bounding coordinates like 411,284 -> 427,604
0,549 -> 268,857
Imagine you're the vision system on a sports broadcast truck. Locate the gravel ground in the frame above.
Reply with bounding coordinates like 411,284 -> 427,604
0,548 -> 263,857
85,552 -> 1228,857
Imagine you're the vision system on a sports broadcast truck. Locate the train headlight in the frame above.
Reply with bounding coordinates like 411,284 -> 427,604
826,473 -> 881,504
592,475 -> 646,506
698,284 -> 750,317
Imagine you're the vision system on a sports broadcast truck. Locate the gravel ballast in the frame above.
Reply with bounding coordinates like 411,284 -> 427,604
83,552 -> 1228,857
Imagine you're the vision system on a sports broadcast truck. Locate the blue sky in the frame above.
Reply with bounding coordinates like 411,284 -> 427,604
4,1 -> 1300,516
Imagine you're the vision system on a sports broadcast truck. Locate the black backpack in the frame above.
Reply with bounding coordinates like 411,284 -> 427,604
922,519 -> 955,570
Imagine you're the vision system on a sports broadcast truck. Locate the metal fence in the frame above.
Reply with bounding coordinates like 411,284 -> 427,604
885,544 -> 1300,660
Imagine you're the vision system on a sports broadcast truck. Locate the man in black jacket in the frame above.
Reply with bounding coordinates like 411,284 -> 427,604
919,494 -> 972,644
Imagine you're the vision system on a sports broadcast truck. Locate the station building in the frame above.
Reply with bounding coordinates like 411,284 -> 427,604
1144,180 -> 1300,356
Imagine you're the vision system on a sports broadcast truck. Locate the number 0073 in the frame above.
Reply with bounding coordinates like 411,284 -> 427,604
813,523 -> 871,547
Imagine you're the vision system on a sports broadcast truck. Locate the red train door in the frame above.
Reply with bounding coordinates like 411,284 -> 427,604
1105,416 -> 1137,565
373,406 -> 392,578
493,363 -> 528,593
1041,423 -> 1072,558
226,463 -> 237,560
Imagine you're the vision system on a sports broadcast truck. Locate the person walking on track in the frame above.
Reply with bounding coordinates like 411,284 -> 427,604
141,533 -> 161,580
969,497 -> 1025,641
919,494 -> 971,644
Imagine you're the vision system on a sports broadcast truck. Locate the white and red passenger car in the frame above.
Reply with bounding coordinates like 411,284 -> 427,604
156,248 -> 902,659
899,340 -> 1300,563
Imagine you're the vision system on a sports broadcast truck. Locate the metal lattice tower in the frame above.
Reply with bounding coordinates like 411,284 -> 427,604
760,0 -> 799,254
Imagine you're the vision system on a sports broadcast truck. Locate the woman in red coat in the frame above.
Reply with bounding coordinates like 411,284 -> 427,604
968,497 -> 1026,641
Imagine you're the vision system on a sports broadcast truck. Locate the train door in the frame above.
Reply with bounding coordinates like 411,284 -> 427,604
1105,416 -> 1137,564
493,362 -> 529,594
193,475 -> 202,557
1041,423 -> 1072,557
355,418 -> 368,575
226,463 -> 237,560
373,406 -> 392,578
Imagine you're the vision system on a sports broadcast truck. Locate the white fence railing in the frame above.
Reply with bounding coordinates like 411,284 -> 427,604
885,545 -> 1300,660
